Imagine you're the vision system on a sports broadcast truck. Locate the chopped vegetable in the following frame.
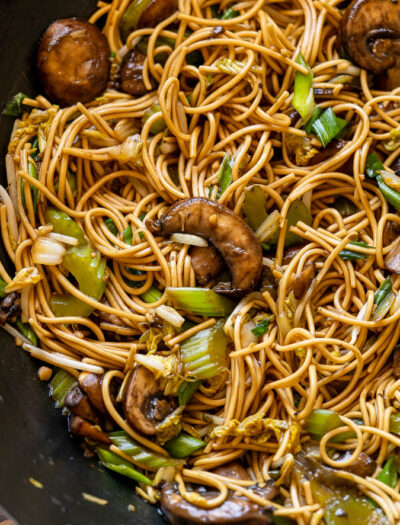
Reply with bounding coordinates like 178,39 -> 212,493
242,186 -> 267,231
104,218 -> 118,236
21,159 -> 39,212
166,287 -> 234,316
16,319 -> 37,346
374,278 -> 392,306
303,106 -> 322,135
215,58 -> 263,75
45,208 -> 86,244
333,196 -> 358,217
2,92 -> 28,117
141,103 -> 166,135
49,295 -> 95,318
220,6 -> 239,19
141,286 -> 162,303
380,169 -> 400,190
5,267 -> 42,292
292,52 -> 315,124
311,107 -> 348,148
304,409 -> 344,441
339,241 -> 370,261
178,380 -> 201,406
163,432 -> 205,459
376,174 -> 400,211
97,447 -> 151,485
373,290 -> 395,320
267,200 -> 312,247
155,304 -> 185,328
365,152 -> 384,178
251,318 -> 270,337
123,225 -> 133,245
180,319 -> 227,379
170,233 -> 208,247
377,457 -> 397,488
255,210 -> 280,243
0,278 -> 8,298
119,0 -> 152,41
390,412 -> 400,434
32,236 -> 66,266
217,152 -> 234,198
49,368 -> 77,408
384,129 -> 400,151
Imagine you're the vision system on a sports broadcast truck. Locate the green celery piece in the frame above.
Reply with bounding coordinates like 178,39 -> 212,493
119,0 -> 152,41
377,174 -> 400,211
140,285 -> 162,303
269,199 -> 311,247
374,278 -> 392,306
2,92 -> 28,117
0,278 -> 7,298
178,380 -> 201,406
242,186 -> 267,231
16,319 -> 37,346
217,153 -> 234,198
390,412 -> 400,435
163,433 -> 205,459
251,318 -> 270,337
311,107 -> 348,148
378,457 -> 398,488
303,106 -> 322,134
166,287 -> 234,316
181,319 -> 227,379
49,369 -> 77,408
63,244 -> 106,300
21,159 -> 38,212
365,152 -> 384,178
292,52 -> 315,123
97,447 -> 151,485
50,295 -> 94,318
324,494 -> 388,525
141,103 -> 167,135
304,409 -> 343,441
45,208 -> 85,244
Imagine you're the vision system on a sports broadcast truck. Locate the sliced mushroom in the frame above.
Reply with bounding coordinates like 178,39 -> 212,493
213,462 -> 251,481
78,373 -> 108,417
282,244 -> 308,265
293,261 -> 315,300
161,483 -> 276,525
393,344 -> 400,378
385,239 -> 400,273
383,220 -> 400,246
337,451 -> 377,477
0,292 -> 21,324
37,18 -> 110,107
64,385 -> 102,426
136,0 -> 178,29
120,49 -> 152,96
123,366 -> 173,436
190,245 -> 225,286
69,414 -> 111,445
259,266 -> 277,300
149,198 -> 263,296
339,0 -> 400,90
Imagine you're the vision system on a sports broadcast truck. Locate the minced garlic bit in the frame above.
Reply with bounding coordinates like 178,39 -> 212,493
38,366 -> 53,381
82,492 -> 108,505
29,477 -> 43,489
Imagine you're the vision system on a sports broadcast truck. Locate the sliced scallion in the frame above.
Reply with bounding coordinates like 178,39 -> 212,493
377,174 -> 400,211
304,409 -> 343,441
311,107 -> 348,148
373,290 -> 396,321
104,218 -> 118,236
303,106 -> 322,135
140,286 -> 162,303
339,241 -> 370,261
374,278 -> 392,306
97,447 -> 151,485
16,319 -> 37,346
217,152 -> 234,198
365,152 -> 384,178
251,318 -> 270,337
141,103 -> 167,135
2,92 -> 28,117
163,432 -> 205,459
377,457 -> 398,488
49,368 -> 77,408
178,380 -> 201,406
242,185 -> 267,231
166,287 -> 234,316
292,52 -> 315,124
21,159 -> 38,212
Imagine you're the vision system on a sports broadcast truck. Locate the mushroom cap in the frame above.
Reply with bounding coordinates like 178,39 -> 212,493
339,0 -> 400,84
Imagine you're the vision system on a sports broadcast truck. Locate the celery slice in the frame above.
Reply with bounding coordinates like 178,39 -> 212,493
166,287 -> 234,316
141,286 -> 162,303
163,433 -> 205,459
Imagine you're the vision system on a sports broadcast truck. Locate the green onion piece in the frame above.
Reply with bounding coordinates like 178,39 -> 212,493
217,152 -> 234,197
178,380 -> 201,406
21,159 -> 39,212
49,295 -> 94,318
45,208 -> 86,244
163,432 -> 205,459
141,103 -> 167,135
141,286 -> 162,303
119,0 -> 152,42
181,319 -> 227,379
378,457 -> 398,488
292,52 -> 315,124
0,278 -> 7,298
215,58 -> 263,75
332,196 -> 358,217
268,199 -> 312,247
108,431 -> 182,470
377,174 -> 400,211
166,287 -> 234,316
311,107 -> 348,148
303,106 -> 322,135
97,447 -> 151,485
339,241 -> 370,261
365,152 -> 384,179
242,185 -> 267,231
390,412 -> 400,434
16,319 -> 37,346
30,137 -> 39,158
2,92 -> 28,117
221,7 -> 239,19
104,218 -> 118,236
123,225 -> 133,245
304,409 -> 343,441
49,369 -> 77,408
374,278 -> 392,306
251,318 -> 270,337
373,290 -> 396,321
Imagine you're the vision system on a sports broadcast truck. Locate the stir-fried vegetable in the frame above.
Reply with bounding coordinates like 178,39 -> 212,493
304,409 -> 351,442
339,241 -> 370,261
2,92 -> 28,117
63,243 -> 106,300
141,103 -> 167,135
0,278 -> 8,298
258,200 -> 311,247
49,368 -> 77,408
119,0 -> 152,41
97,447 -> 152,485
292,52 -> 315,123
311,107 -> 348,148
303,106 -> 322,134
376,174 -> 400,211
32,236 -> 66,266
333,196 -> 358,217
180,319 -> 227,379
373,290 -> 395,321
141,285 -> 163,303
377,457 -> 398,488
163,432 -> 205,459
166,287 -> 234,316
16,319 -> 37,346
21,159 -> 39,212
45,208 -> 86,244
365,152 -> 384,178
251,318 -> 270,337
217,152 -> 234,197
242,186 -> 267,231
178,380 -> 201,406
104,218 -> 118,236
375,278 -> 392,306
215,58 -> 263,75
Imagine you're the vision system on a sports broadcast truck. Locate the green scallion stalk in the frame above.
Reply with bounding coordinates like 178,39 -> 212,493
332,196 -> 358,218
16,319 -> 37,346
49,369 -> 77,408
178,380 -> 201,406
140,286 -> 163,303
163,432 -> 205,459
365,152 -> 384,178
166,287 -> 234,316
339,241 -> 370,261
0,278 -> 7,298
311,107 -> 348,148
2,92 -> 28,117
304,409 -> 343,441
181,319 -> 227,379
217,152 -> 234,198
97,447 -> 151,485
141,103 -> 167,135
108,431 -> 182,470
374,278 -> 392,306
373,290 -> 396,321
292,52 -> 315,124
251,318 -> 270,337
303,106 -> 322,135
378,457 -> 398,488
104,218 -> 118,236
377,174 -> 400,211
123,225 -> 133,245
21,159 -> 39,212
221,7 -> 239,19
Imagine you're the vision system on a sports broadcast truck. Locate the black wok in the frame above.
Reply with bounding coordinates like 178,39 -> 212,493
0,1 -> 167,524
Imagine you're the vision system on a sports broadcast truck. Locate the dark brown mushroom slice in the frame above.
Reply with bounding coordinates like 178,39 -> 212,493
339,0 -> 400,91
160,483 -> 276,525
383,220 -> 400,246
64,385 -> 102,426
78,373 -> 108,417
393,344 -> 400,378
123,366 -> 173,436
69,414 -> 111,445
385,239 -> 400,273
282,243 -> 308,265
37,18 -> 110,107
120,49 -> 152,96
259,266 -> 277,300
213,462 -> 251,481
148,198 -> 263,296
337,451 -> 377,477
136,0 -> 178,29
293,261 -> 315,300
0,292 -> 21,325
190,245 -> 225,286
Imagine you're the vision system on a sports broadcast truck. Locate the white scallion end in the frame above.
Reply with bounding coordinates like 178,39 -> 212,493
134,353 -> 166,372
170,233 -> 208,247
47,232 -> 79,245
155,304 -> 185,328
32,236 -> 66,266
